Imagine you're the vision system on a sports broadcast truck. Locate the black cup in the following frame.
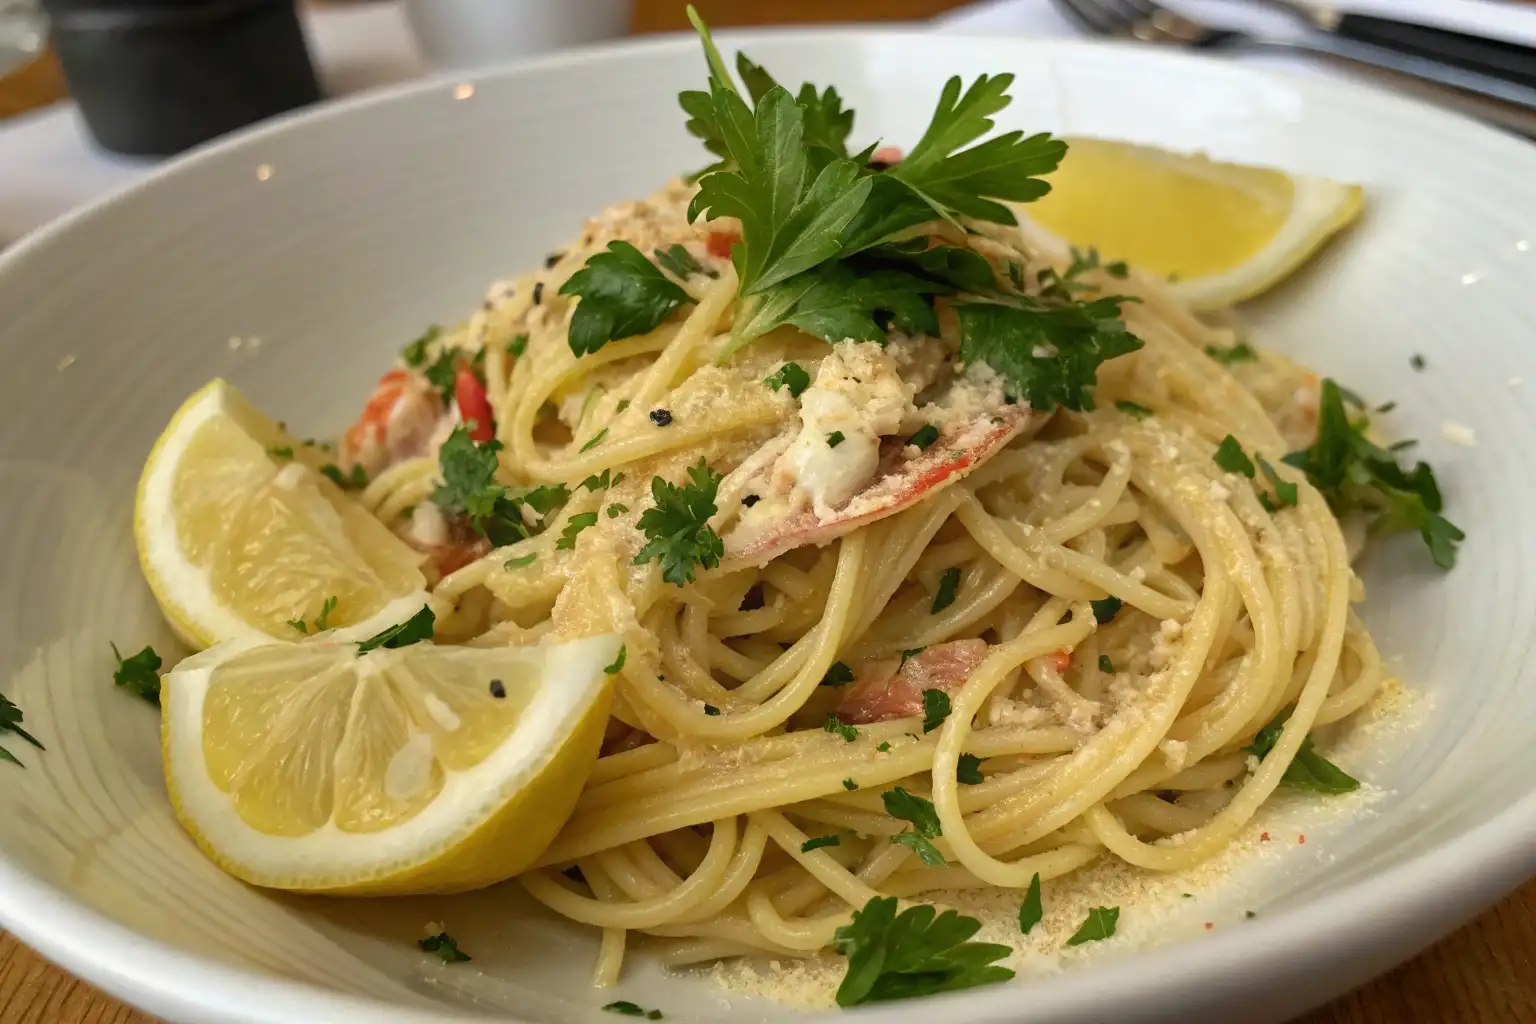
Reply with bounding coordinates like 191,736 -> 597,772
40,0 -> 322,157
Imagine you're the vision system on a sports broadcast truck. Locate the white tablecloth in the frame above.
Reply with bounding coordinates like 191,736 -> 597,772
2,0 -> 1533,245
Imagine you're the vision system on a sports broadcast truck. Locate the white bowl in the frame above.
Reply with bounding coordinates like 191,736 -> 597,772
1,29 -> 1534,1024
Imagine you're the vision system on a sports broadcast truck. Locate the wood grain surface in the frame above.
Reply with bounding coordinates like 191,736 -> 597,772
1,1 -> 1533,1022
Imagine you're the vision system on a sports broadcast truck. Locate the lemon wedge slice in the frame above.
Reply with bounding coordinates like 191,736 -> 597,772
163,631 -> 619,893
1027,138 -> 1364,309
135,379 -> 428,648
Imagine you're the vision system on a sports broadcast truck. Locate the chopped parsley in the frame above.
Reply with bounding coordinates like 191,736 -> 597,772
603,1001 -> 663,1019
654,242 -> 716,280
1091,596 -> 1122,624
883,787 -> 943,865
1066,906 -> 1119,946
801,834 -> 841,853
358,605 -> 435,653
821,661 -> 855,686
1036,246 -> 1127,301
931,566 -> 961,614
953,298 -> 1142,413
560,241 -> 694,357
633,458 -> 725,586
582,469 -> 625,491
832,897 -> 1014,1006
1204,340 -> 1257,365
1018,872 -> 1043,934
1245,707 -> 1360,794
267,444 -> 293,460
604,644 -> 627,676
418,931 -> 470,963
703,704 -> 721,715
111,643 -> 162,705
320,463 -> 368,489
1213,434 -> 1256,477
1410,353 -> 1426,371
0,693 -> 43,768
764,361 -> 811,398
432,428 -> 568,546
422,346 -> 463,406
401,324 -> 442,367
287,595 -> 338,635
842,778 -> 859,790
579,428 -> 609,453
876,741 -> 892,753
607,503 -> 628,518
956,752 -> 985,785
921,689 -> 951,733
826,430 -> 845,448
1115,399 -> 1153,419
557,512 -> 600,550
1256,456 -> 1298,512
506,333 -> 529,358
1283,379 -> 1462,568
824,713 -> 858,742
907,424 -> 939,450
1098,654 -> 1113,673
899,647 -> 925,669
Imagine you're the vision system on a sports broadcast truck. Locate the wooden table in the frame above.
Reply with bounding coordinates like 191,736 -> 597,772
1,1 -> 1534,1021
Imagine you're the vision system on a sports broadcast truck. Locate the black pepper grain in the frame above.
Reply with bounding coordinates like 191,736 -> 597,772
649,408 -> 673,426
742,494 -> 760,507
532,282 -> 544,305
544,251 -> 564,268
489,679 -> 506,699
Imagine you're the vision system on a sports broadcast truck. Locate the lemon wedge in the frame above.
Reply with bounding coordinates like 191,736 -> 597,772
1027,138 -> 1364,309
162,631 -> 619,894
135,379 -> 428,649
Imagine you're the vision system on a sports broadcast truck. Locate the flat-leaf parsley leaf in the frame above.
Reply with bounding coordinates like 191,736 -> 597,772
832,896 -> 1014,1006
633,458 -> 725,586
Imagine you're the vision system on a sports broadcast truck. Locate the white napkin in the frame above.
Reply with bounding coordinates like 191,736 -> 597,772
3,0 -> 1535,245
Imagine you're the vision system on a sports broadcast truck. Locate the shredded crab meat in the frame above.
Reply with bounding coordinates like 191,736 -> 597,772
341,369 -> 450,479
837,639 -> 990,724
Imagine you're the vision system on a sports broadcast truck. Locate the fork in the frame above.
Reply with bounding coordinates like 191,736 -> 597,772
1053,0 -> 1536,131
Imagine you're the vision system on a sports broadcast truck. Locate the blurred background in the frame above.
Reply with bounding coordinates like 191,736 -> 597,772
0,1 -> 1535,1023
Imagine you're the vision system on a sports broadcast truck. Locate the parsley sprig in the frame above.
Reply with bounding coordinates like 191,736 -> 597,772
432,427 -> 568,545
833,897 -> 1015,1006
633,458 -> 725,586
0,693 -> 43,768
111,643 -> 162,705
560,241 -> 694,357
1245,707 -> 1359,794
1283,380 -> 1463,568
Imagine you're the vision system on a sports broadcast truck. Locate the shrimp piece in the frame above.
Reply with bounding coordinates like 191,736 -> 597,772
836,639 -> 990,725
341,369 -> 445,478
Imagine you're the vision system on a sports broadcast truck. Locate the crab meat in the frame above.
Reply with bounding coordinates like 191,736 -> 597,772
837,639 -> 990,724
341,369 -> 446,479
722,404 -> 1034,567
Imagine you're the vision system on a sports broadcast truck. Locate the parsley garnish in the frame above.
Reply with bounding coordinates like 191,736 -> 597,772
504,553 -> 537,569
843,778 -> 859,790
921,689 -> 951,733
111,643 -> 161,705
582,469 -> 624,491
603,1001 -> 663,1019
1410,354 -> 1426,371
899,647 -> 925,669
1205,340 -> 1257,365
1115,399 -> 1153,419
604,644 -> 627,676
1098,654 -> 1113,673
507,333 -> 529,358
931,566 -> 961,614
560,241 -> 694,357
421,347 -> 462,406
821,661 -> 855,686
320,463 -> 369,489
801,834 -> 841,853
418,931 -> 470,963
953,298 -> 1142,413
0,693 -> 43,768
432,429 -> 568,545
267,444 -> 293,460
1256,456 -> 1298,512
287,595 -> 338,635
1283,379 -> 1462,568
957,752 -> 984,785
579,428 -> 609,453
832,897 -> 1014,1006
633,459 -> 724,586
654,243 -> 716,280
1018,873 -> 1043,935
883,787 -> 943,865
825,713 -> 858,742
764,361 -> 811,398
358,606 -> 434,654
607,503 -> 628,518
1091,596 -> 1122,624
703,704 -> 721,716
1037,246 -> 1127,301
1245,707 -> 1360,794
557,512 -> 599,550
402,325 -> 442,367
907,424 -> 939,450
1213,434 -> 1256,477
1066,906 -> 1119,946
